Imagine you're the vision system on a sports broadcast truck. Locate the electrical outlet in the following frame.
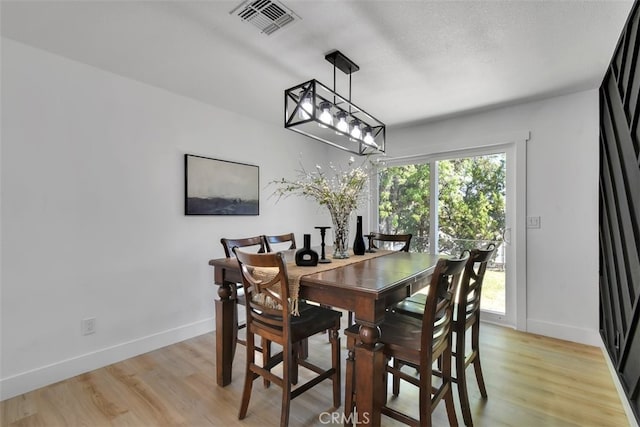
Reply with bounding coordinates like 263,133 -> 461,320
82,317 -> 96,335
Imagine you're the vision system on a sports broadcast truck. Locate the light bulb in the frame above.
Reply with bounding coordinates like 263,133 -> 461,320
336,112 -> 349,133
298,91 -> 312,119
350,119 -> 362,140
318,102 -> 333,128
363,126 -> 378,147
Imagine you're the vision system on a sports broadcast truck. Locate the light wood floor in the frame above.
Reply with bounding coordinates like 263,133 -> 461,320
1,316 -> 629,426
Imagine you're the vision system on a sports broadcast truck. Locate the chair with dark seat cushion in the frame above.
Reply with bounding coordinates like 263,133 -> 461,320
233,248 -> 342,427
264,232 -> 311,360
370,232 -> 412,252
220,236 -> 268,350
264,233 -> 297,253
393,243 -> 496,426
344,255 -> 467,427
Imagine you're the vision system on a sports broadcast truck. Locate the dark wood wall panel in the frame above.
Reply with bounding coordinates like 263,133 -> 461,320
621,308 -> 640,399
600,1 -> 640,423
623,16 -> 640,123
622,16 -> 638,108
600,141 -> 628,335
602,88 -> 636,313
604,81 -> 640,305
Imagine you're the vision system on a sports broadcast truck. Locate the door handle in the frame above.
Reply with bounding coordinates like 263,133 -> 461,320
503,227 -> 512,245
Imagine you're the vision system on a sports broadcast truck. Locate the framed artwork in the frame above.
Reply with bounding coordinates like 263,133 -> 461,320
184,154 -> 259,215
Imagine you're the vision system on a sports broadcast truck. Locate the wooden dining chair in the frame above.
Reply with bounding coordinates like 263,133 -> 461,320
220,236 -> 268,350
369,232 -> 412,252
221,236 -> 267,258
344,255 -> 467,427
233,248 -> 342,427
263,232 -> 313,359
264,233 -> 297,253
393,244 -> 496,426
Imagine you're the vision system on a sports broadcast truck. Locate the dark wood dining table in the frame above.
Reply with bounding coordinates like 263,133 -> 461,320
209,250 -> 440,426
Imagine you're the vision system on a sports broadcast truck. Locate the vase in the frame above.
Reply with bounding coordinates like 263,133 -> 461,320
295,234 -> 319,266
353,215 -> 366,255
330,211 -> 351,259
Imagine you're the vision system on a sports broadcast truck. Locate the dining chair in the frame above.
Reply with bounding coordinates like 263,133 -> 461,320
221,236 -> 267,258
220,236 -> 268,351
264,233 -> 297,253
263,232 -> 312,360
369,232 -> 412,252
233,248 -> 342,427
344,255 -> 468,427
393,244 -> 496,426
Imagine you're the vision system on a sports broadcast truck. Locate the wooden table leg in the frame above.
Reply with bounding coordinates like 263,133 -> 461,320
215,283 -> 237,386
354,324 -> 384,426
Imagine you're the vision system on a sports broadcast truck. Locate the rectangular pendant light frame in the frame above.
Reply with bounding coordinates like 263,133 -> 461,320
284,79 -> 386,156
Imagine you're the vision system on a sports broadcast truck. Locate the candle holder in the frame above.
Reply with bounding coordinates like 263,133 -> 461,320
315,226 -> 332,263
365,233 -> 377,253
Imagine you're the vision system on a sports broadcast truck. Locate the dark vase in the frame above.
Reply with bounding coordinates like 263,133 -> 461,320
295,234 -> 319,266
353,216 -> 366,255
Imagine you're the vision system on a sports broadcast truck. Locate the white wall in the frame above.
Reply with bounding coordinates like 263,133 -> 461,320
0,39 -> 329,399
386,90 -> 600,345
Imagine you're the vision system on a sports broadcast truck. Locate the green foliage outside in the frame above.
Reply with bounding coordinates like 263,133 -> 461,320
378,163 -> 432,251
378,154 -> 507,314
378,154 -> 506,255
480,270 -> 506,313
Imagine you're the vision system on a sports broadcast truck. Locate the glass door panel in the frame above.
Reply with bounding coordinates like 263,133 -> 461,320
377,163 -> 431,252
437,154 -> 506,314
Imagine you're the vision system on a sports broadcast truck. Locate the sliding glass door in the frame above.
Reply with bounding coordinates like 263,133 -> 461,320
436,154 -> 506,315
375,144 -> 521,325
378,163 -> 432,251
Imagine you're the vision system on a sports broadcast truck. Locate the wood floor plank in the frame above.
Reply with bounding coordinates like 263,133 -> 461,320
0,320 -> 629,426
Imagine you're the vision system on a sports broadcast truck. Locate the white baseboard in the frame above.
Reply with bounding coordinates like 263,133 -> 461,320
0,318 -> 214,401
526,318 -> 601,346
600,338 -> 639,427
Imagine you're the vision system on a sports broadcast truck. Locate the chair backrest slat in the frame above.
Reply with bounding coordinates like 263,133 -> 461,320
420,256 -> 468,361
221,235 -> 267,258
456,243 -> 496,325
370,232 -> 412,252
264,233 -> 297,252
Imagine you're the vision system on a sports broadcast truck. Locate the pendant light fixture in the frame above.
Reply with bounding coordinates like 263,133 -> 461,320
284,50 -> 385,155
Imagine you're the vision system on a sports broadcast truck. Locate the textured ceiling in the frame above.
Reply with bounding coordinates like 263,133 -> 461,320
1,0 -> 634,128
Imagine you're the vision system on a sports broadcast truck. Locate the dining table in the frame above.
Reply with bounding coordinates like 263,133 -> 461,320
209,249 -> 441,426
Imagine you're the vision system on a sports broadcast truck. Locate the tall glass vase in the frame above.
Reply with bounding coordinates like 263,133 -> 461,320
330,210 -> 351,259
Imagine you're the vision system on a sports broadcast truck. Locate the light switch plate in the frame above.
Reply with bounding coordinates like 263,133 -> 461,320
527,216 -> 541,229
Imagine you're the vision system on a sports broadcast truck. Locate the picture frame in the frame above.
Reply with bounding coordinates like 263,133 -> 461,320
184,154 -> 259,215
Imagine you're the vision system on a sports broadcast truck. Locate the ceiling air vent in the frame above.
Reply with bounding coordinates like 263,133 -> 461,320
230,0 -> 300,35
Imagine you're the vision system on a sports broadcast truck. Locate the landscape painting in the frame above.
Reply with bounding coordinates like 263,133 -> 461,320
185,154 -> 259,215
